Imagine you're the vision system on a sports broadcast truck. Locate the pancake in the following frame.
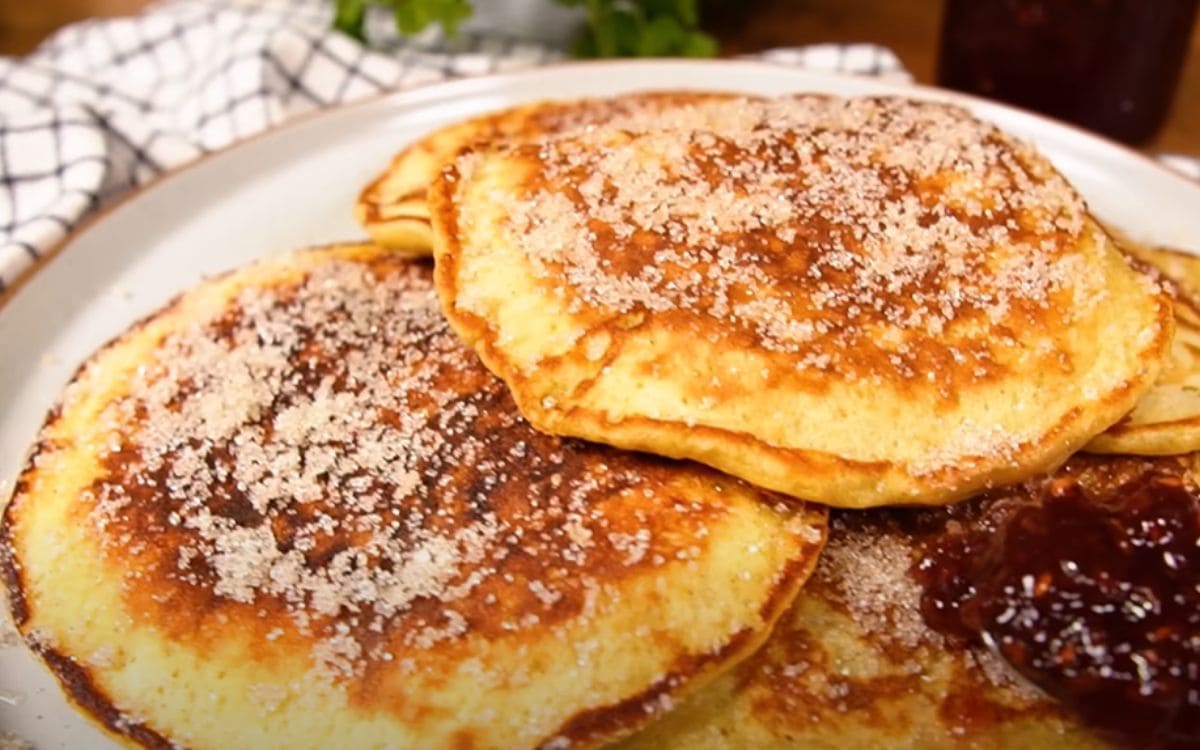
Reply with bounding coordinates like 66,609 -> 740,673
0,244 -> 827,750
618,453 -> 1200,749
355,91 -> 737,255
430,94 -> 1173,508
1087,245 -> 1200,455
1124,244 -> 1200,296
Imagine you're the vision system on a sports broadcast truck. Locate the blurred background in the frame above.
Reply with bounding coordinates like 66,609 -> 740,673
1,0 -> 1198,150
0,0 -> 961,71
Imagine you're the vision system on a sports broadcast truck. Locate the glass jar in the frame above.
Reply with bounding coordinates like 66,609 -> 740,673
937,0 -> 1199,144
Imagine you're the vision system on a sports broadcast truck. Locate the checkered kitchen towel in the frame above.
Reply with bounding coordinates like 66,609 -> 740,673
0,0 -> 1191,292
0,0 -> 916,291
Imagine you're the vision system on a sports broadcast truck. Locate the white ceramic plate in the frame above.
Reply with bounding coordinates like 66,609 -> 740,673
2,59 -> 1199,749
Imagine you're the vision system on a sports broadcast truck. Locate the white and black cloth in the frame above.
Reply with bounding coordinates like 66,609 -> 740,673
0,0 -> 1191,292
0,0 -> 913,290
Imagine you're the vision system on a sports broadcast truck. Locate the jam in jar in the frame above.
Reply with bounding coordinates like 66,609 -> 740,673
938,0 -> 1199,143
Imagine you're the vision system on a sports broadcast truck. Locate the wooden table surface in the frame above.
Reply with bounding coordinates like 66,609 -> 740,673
2,0 -> 1198,154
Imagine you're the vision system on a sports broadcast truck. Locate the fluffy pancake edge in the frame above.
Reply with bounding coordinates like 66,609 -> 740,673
1087,245 -> 1200,455
3,243 -> 830,750
429,139 -> 1174,508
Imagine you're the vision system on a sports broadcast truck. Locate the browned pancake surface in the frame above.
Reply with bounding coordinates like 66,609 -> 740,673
432,95 -> 1171,507
1,246 -> 826,750
1088,244 -> 1200,454
355,91 -> 740,253
621,453 -> 1199,749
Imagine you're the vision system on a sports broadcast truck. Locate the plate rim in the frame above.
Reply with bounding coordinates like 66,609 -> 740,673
3,57 -> 1197,313
2,54 -> 1200,750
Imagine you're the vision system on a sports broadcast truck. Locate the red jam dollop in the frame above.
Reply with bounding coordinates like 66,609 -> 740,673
915,471 -> 1200,748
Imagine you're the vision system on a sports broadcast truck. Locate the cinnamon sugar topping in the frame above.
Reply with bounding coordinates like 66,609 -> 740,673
471,96 -> 1104,381
815,516 -> 935,650
809,508 -> 1048,695
78,256 -> 721,680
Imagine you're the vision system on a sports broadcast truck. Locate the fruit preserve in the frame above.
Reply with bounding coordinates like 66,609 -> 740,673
938,0 -> 1199,143
916,463 -> 1200,747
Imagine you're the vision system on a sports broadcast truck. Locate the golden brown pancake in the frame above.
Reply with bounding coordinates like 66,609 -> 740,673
355,91 -> 737,254
1124,244 -> 1200,296
0,244 -> 827,750
430,94 -> 1173,508
618,453 -> 1200,749
1088,245 -> 1200,455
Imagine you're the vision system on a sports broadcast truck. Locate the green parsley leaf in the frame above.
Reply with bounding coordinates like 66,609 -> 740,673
333,0 -> 717,58
560,0 -> 717,58
333,0 -> 370,40
331,0 -> 473,41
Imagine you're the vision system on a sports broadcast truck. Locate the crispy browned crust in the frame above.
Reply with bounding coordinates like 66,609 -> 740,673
4,244 -> 829,750
38,647 -> 174,750
429,159 -> 1174,508
1086,247 -> 1200,455
355,100 -> 544,226
551,504 -> 827,749
2,294 -> 181,630
1,286 -> 202,750
356,181 -> 426,227
4,468 -> 825,750
355,92 -> 743,253
5,463 -> 166,750
614,455 -> 1190,749
1099,416 -> 1200,438
1,489 -> 28,629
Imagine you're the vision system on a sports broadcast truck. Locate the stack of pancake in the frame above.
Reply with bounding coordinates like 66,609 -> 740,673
4,91 -> 1199,750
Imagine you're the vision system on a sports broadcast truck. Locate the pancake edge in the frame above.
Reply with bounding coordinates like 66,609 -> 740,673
1,243 -> 831,749
429,166 -> 1175,508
